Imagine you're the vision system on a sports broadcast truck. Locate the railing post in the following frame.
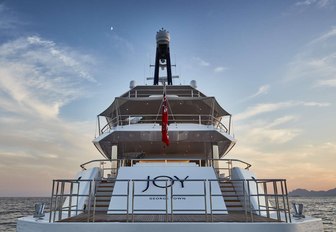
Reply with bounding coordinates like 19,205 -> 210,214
263,181 -> 270,218
165,180 -> 168,222
171,181 -> 174,222
49,180 -> 55,222
86,180 -> 92,222
284,180 -> 292,223
76,181 -> 80,216
68,181 -> 73,218
280,180 -> 288,222
209,180 -> 213,222
243,180 -> 248,222
53,181 -> 59,222
132,180 -> 135,222
273,181 -> 280,221
247,180 -> 253,222
58,181 -> 65,221
255,180 -> 261,216
126,180 -> 130,222
203,180 -> 208,222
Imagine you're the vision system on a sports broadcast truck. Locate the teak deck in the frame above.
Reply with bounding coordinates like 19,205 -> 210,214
60,212 -> 281,223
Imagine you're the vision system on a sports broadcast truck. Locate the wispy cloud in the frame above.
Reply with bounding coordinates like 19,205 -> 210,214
214,66 -> 227,73
191,57 -> 228,74
0,3 -> 18,30
235,101 -> 330,121
317,78 -> 336,87
192,57 -> 210,67
241,85 -> 270,102
243,126 -> 300,144
233,139 -> 336,190
286,27 -> 336,86
109,33 -> 134,53
295,0 -> 335,8
0,34 -> 99,196
309,27 -> 336,44
0,36 -> 96,119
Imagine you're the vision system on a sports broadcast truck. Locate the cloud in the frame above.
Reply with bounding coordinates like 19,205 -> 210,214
109,33 -> 134,53
0,36 -> 96,119
286,27 -> 336,85
234,115 -> 300,144
317,78 -> 336,87
295,0 -> 335,8
235,101 -> 330,121
233,140 -> 336,190
191,57 -> 228,73
302,101 -> 330,106
241,85 -> 270,102
0,3 -> 18,30
214,66 -> 227,73
253,85 -> 269,97
192,57 -> 210,67
0,35 -> 100,196
309,27 -> 336,44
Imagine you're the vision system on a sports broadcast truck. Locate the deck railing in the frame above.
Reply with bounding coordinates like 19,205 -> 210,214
49,178 -> 291,223
49,179 -> 95,222
98,114 -> 231,136
125,88 -> 203,98
79,158 -> 251,179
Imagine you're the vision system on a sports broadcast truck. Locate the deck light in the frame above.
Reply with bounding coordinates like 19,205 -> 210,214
33,203 -> 45,219
292,203 -> 305,218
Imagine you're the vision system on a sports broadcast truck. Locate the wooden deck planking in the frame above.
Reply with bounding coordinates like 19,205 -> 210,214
60,212 -> 281,223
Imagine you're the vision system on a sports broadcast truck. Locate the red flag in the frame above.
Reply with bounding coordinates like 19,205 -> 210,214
162,94 -> 169,146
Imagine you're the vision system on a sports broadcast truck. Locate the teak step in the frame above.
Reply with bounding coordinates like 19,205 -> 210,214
90,180 -> 116,213
219,181 -> 244,213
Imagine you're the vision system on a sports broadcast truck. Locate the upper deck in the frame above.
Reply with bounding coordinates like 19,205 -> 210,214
93,84 -> 236,160
99,85 -> 231,130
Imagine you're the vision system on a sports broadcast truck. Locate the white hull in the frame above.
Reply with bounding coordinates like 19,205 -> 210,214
17,215 -> 323,232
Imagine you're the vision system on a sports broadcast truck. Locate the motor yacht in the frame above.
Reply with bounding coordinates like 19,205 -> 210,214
17,29 -> 323,232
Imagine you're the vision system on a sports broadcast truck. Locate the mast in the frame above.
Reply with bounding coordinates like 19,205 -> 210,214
153,28 -> 173,85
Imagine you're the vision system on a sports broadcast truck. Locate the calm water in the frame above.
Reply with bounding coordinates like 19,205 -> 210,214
0,196 -> 335,231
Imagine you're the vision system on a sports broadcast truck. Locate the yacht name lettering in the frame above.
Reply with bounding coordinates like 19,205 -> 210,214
142,175 -> 189,192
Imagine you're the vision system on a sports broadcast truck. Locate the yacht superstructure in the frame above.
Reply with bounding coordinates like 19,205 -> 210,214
17,29 -> 323,232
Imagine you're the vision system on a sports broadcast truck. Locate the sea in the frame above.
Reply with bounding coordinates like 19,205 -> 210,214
0,196 -> 335,232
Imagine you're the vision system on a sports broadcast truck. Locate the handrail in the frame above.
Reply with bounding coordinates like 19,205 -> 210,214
49,178 -> 291,223
79,158 -> 252,178
99,114 -> 230,135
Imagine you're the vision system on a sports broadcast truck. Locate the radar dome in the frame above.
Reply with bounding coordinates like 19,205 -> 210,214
190,80 -> 197,88
129,80 -> 136,89
156,28 -> 170,45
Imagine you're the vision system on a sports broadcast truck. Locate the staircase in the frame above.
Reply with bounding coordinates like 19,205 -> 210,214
91,180 -> 115,214
219,181 -> 244,213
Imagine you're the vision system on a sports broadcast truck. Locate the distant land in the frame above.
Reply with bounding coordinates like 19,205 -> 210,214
289,188 -> 336,197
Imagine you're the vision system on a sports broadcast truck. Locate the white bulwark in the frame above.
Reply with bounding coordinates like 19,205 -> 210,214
108,163 -> 227,214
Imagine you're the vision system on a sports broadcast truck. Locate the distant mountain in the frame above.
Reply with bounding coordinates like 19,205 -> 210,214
289,188 -> 336,197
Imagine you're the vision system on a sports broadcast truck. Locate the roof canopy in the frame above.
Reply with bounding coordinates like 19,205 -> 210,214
99,96 -> 230,118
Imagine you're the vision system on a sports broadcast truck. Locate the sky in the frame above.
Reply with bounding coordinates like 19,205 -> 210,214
0,0 -> 335,196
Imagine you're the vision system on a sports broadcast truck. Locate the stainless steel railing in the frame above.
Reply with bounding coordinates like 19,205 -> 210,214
79,158 -> 251,179
49,177 -> 291,223
98,114 -> 231,135
49,179 -> 95,222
